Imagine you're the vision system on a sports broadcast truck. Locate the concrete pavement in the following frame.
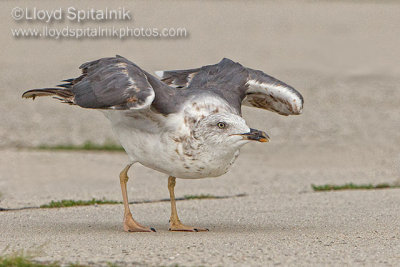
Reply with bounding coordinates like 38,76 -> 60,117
1,147 -> 400,266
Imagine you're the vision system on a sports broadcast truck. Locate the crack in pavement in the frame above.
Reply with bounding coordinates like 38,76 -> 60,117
0,193 -> 247,212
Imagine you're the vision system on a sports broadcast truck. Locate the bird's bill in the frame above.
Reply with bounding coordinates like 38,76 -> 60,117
237,128 -> 270,142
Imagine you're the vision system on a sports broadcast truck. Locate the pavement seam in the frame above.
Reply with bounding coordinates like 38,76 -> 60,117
0,193 -> 247,212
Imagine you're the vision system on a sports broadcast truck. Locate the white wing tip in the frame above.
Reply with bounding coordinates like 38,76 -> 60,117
290,94 -> 304,115
154,71 -> 164,78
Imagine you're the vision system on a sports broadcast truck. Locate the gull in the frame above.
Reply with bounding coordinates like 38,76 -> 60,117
22,56 -> 304,232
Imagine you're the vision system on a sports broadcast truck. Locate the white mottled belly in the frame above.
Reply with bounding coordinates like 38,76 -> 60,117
104,110 -> 240,179
115,125 -> 240,179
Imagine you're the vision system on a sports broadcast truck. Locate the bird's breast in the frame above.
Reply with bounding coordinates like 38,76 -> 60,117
106,110 -> 240,179
154,134 -> 241,179
121,130 -> 240,179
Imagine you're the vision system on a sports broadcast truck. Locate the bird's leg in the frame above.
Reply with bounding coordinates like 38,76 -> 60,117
120,164 -> 155,232
168,176 -> 209,232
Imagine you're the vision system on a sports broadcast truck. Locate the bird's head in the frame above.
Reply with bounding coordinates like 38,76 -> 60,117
192,113 -> 269,148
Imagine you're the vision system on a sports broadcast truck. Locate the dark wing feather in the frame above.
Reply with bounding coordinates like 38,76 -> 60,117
156,58 -> 304,116
155,68 -> 200,88
23,55 -> 155,110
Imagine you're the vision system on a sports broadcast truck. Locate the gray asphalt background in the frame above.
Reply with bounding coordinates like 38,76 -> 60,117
1,1 -> 400,266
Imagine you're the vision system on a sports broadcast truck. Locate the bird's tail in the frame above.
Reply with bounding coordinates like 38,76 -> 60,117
22,80 -> 75,104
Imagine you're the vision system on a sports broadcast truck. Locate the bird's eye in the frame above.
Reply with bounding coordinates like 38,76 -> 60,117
217,122 -> 226,129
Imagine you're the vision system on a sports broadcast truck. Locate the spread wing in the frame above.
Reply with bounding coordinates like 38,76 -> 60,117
155,58 -> 303,116
23,55 -> 155,110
